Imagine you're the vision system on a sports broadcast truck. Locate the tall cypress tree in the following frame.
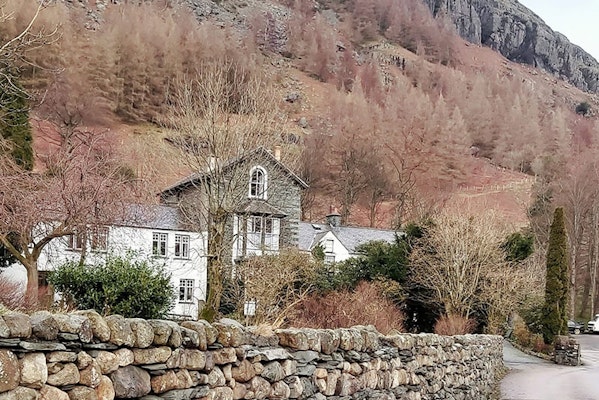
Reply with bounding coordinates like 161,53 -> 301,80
0,72 -> 32,268
541,207 -> 570,344
0,72 -> 33,171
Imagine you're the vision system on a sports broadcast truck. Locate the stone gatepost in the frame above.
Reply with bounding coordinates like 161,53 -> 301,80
554,335 -> 580,366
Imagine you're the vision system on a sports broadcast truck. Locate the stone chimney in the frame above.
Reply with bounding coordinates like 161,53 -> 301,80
326,206 -> 341,228
273,145 -> 281,161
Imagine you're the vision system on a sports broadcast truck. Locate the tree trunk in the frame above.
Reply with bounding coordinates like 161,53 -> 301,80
569,210 -> 582,319
368,190 -> 382,228
25,259 -> 39,307
200,211 -> 227,321
580,253 -> 592,317
591,211 -> 599,318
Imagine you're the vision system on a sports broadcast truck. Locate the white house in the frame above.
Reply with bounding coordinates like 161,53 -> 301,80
4,147 -> 309,320
3,205 -> 207,319
298,211 -> 398,263
2,147 -> 400,319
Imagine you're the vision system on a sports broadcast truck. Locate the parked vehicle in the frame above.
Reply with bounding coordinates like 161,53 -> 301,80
587,314 -> 599,333
568,320 -> 584,335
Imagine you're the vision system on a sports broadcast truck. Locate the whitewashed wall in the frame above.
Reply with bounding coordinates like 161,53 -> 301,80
316,231 -> 351,263
4,225 -> 207,319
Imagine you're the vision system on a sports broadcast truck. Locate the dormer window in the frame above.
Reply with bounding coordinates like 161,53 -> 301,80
249,166 -> 267,199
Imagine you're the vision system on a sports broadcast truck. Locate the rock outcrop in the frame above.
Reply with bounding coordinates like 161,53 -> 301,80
423,0 -> 599,93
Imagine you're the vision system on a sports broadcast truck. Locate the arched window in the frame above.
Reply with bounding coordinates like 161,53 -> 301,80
249,166 -> 267,199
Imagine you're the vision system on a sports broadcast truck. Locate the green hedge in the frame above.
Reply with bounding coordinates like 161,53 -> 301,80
49,253 -> 175,319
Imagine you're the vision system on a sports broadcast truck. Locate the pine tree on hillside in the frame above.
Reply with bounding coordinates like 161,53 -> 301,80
0,73 -> 32,271
541,207 -> 570,344
0,73 -> 33,171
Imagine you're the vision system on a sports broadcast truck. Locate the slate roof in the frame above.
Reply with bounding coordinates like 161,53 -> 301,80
298,223 -> 325,252
236,199 -> 287,217
298,222 -> 399,254
160,146 -> 308,195
118,204 -> 190,231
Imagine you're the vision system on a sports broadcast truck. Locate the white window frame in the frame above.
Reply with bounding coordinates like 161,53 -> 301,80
325,254 -> 336,264
174,234 -> 190,259
249,166 -> 268,200
67,230 -> 85,251
246,216 -> 262,251
324,239 -> 334,253
152,232 -> 168,257
91,226 -> 109,252
263,217 -> 277,250
249,216 -> 263,233
67,226 -> 109,252
179,279 -> 194,303
238,215 -> 280,256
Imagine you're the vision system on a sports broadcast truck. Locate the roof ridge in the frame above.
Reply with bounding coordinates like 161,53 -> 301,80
299,221 -> 397,232
160,146 -> 308,195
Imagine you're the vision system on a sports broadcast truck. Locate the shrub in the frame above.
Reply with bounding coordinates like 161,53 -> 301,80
519,295 -> 544,334
0,274 -> 51,312
340,238 -> 409,285
289,280 -> 405,334
49,253 -> 174,319
575,101 -> 591,116
512,315 -> 552,355
501,231 -> 534,262
310,237 -> 410,295
220,248 -> 316,327
0,275 -> 25,310
309,262 -> 356,294
433,314 -> 476,335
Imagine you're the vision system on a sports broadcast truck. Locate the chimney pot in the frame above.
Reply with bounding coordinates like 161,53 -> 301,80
207,156 -> 218,172
326,206 -> 341,228
274,145 -> 281,161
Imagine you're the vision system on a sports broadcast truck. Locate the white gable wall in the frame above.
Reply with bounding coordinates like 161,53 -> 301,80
317,231 -> 351,263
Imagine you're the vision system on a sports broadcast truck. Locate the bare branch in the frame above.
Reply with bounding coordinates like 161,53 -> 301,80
409,210 -> 536,333
0,128 -> 141,304
164,60 -> 298,319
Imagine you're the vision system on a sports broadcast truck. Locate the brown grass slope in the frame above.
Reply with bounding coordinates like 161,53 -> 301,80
4,0 -> 599,228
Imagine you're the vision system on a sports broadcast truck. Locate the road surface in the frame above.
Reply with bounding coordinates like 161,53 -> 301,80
501,334 -> 599,399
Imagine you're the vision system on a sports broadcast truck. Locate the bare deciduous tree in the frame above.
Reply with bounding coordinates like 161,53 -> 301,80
410,211 -> 534,332
0,133 -> 137,304
360,150 -> 392,227
329,139 -> 369,225
223,248 -> 315,327
165,61 -> 294,320
385,143 -> 418,229
299,134 -> 329,221
0,0 -> 58,120
553,153 -> 599,320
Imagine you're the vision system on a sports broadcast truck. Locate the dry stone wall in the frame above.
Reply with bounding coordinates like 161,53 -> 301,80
0,310 -> 503,400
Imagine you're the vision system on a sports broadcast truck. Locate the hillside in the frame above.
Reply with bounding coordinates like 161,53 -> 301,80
4,0 -> 599,230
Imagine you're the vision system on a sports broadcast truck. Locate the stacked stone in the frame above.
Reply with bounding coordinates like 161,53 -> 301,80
276,327 -> 503,400
554,336 -> 580,366
0,312 -> 503,400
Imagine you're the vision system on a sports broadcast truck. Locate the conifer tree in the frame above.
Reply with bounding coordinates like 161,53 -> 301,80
541,207 -> 570,344
0,73 -> 33,171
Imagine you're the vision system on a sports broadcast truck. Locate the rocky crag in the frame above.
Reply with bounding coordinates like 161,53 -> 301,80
423,0 -> 599,94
